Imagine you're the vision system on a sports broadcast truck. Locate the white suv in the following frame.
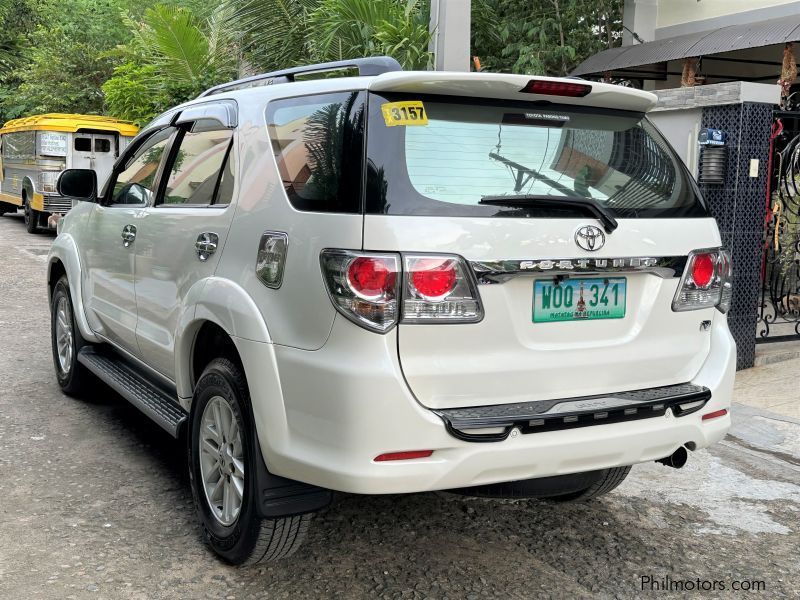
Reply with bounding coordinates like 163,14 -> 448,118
47,57 -> 736,564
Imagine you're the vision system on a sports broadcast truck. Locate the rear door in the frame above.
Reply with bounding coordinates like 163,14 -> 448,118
363,90 -> 721,409
91,133 -> 117,190
133,118 -> 236,380
72,133 -> 117,190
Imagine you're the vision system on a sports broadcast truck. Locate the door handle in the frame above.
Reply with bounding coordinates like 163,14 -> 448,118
195,232 -> 219,261
121,224 -> 136,247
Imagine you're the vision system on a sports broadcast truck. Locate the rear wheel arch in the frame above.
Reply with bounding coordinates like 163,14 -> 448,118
191,321 -> 243,390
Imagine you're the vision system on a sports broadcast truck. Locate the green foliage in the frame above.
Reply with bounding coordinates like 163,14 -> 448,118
225,0 -> 431,71
101,63 -> 172,125
0,0 -> 132,120
0,0 -> 623,127
224,0 -> 316,72
103,4 -> 237,124
14,32 -> 112,114
478,0 -> 623,75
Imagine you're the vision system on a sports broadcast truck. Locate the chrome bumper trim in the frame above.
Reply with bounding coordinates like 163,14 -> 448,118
471,256 -> 687,284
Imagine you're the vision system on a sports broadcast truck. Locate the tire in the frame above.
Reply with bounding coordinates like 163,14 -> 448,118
188,358 -> 312,565
50,276 -> 91,396
23,198 -> 39,233
547,466 -> 632,502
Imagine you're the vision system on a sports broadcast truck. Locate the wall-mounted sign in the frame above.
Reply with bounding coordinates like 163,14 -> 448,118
698,128 -> 727,146
37,131 -> 68,157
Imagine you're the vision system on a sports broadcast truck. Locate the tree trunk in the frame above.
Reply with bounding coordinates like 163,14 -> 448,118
550,0 -> 567,75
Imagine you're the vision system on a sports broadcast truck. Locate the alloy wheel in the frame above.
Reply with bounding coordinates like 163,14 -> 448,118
199,396 -> 244,526
54,296 -> 74,375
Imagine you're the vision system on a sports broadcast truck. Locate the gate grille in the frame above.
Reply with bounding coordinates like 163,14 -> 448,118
758,113 -> 800,342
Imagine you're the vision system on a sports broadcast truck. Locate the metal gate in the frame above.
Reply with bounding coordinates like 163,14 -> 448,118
758,113 -> 800,342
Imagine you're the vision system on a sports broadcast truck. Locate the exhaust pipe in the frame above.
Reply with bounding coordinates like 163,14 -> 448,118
656,445 -> 688,469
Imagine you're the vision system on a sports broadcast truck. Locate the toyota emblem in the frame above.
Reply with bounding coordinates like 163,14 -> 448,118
575,225 -> 605,251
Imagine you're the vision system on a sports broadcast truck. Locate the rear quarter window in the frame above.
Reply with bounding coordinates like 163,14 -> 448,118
266,91 -> 365,214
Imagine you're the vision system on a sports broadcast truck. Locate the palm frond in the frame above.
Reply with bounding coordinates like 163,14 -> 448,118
142,5 -> 210,81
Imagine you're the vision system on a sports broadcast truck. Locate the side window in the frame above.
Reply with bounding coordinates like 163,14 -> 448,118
159,120 -> 233,206
214,141 -> 236,206
266,91 -> 365,213
109,128 -> 173,206
74,137 -> 91,152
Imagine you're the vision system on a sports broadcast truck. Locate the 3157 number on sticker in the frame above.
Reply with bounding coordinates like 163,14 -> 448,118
381,101 -> 428,127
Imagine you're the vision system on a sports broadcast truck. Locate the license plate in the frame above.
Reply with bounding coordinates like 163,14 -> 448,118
533,277 -> 627,323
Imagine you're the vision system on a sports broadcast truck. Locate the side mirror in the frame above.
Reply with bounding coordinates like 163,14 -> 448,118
57,169 -> 97,201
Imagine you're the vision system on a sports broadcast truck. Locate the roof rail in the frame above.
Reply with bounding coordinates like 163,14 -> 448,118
197,56 -> 402,98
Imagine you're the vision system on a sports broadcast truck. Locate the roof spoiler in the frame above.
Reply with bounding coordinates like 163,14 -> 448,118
197,56 -> 403,99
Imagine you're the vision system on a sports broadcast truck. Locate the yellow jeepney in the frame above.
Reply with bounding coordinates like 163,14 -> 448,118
0,113 -> 139,232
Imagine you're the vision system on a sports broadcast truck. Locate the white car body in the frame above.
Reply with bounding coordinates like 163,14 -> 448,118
48,68 -> 735,499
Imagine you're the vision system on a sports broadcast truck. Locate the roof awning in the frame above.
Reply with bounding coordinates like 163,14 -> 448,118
572,14 -> 800,77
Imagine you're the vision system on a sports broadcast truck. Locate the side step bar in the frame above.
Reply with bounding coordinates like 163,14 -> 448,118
77,346 -> 332,517
433,383 -> 711,442
78,347 -> 187,438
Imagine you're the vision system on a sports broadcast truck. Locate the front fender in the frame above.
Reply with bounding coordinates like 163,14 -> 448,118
47,234 -> 100,344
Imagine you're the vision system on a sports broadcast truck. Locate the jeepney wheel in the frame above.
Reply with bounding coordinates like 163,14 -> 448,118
23,197 -> 39,233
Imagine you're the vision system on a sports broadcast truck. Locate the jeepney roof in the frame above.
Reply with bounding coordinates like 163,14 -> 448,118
0,113 -> 139,137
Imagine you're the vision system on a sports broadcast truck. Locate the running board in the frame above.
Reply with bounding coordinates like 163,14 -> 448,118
78,347 -> 187,438
433,383 -> 711,442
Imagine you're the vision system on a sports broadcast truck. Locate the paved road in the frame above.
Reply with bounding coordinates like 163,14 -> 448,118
0,213 -> 798,600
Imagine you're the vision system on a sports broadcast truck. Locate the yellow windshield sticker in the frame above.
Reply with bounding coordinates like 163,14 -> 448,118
381,101 -> 428,127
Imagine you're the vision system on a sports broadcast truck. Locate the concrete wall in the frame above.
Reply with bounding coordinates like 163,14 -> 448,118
657,0 -> 796,29
624,0 -> 800,42
648,109 -> 702,176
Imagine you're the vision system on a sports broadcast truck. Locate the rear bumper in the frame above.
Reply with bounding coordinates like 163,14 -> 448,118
244,314 -> 735,495
435,382 -> 712,442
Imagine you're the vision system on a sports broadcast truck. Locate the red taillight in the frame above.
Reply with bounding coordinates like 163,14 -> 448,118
410,258 -> 457,300
702,408 -> 728,421
347,256 -> 397,300
691,253 -> 715,288
672,248 -> 732,313
521,80 -> 592,97
402,254 -> 483,323
321,250 -> 482,331
374,450 -> 434,462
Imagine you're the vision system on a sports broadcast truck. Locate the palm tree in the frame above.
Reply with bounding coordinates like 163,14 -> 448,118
223,0 -> 432,71
125,4 -> 239,95
222,0 -> 317,71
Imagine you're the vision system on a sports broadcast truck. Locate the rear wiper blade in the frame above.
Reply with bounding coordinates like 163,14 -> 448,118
479,194 -> 618,233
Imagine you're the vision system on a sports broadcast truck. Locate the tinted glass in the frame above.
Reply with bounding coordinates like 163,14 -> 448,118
366,93 -> 708,219
110,128 -> 173,206
94,138 -> 111,153
74,137 -> 91,152
215,143 -> 235,205
160,121 -> 232,206
266,91 -> 365,213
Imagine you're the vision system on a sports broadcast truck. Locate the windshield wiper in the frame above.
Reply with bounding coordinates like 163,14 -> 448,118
479,194 -> 618,233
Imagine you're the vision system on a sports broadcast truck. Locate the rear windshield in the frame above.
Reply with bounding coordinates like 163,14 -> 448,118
365,93 -> 708,219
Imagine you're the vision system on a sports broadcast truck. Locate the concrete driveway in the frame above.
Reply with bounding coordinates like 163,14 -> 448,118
0,213 -> 798,599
